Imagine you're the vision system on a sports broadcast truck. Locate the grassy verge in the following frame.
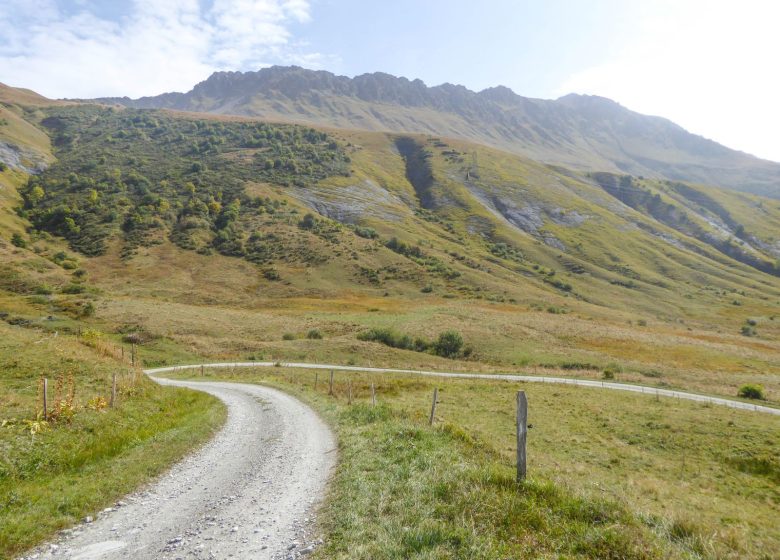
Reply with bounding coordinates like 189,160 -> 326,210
167,366 -> 779,559
0,324 -> 226,558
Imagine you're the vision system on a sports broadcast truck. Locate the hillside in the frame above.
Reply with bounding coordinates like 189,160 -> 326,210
0,100 -> 777,402
2,86 -> 780,560
92,66 -> 780,198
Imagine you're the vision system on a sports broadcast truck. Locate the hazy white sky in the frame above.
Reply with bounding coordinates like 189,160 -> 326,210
1,0 -> 778,161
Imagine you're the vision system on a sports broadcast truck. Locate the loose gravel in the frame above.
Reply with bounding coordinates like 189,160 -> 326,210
20,378 -> 336,560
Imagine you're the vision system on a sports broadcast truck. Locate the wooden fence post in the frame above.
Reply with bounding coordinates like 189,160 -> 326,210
371,383 -> 376,406
201,364 -> 204,377
429,388 -> 438,426
329,370 -> 334,396
516,391 -> 528,481
314,372 -> 319,391
42,377 -> 48,420
110,372 -> 117,408
348,380 -> 353,405
131,343 -> 136,367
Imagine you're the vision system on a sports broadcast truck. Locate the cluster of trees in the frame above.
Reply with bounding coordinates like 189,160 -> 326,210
357,327 -> 469,359
19,106 -> 352,261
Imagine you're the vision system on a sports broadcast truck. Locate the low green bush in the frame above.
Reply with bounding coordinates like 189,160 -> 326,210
10,233 -> 26,248
61,283 -> 86,294
433,330 -> 463,358
353,226 -> 378,239
737,384 -> 764,400
358,328 -> 465,359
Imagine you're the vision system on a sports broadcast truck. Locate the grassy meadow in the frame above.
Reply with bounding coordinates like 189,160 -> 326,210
166,366 -> 780,560
0,320 -> 225,559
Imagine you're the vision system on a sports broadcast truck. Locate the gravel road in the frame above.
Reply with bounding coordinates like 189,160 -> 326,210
148,362 -> 780,416
21,378 -> 336,560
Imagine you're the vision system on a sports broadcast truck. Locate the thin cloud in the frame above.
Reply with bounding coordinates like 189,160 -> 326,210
0,0 -> 319,98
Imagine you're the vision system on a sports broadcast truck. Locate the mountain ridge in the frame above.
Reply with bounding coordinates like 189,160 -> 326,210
86,66 -> 780,198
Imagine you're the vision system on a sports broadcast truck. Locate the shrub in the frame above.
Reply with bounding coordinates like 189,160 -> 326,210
385,237 -> 424,259
409,337 -> 427,352
10,233 -> 26,248
353,226 -> 378,239
602,368 -> 616,380
357,328 -> 464,359
306,329 -> 323,340
543,276 -> 572,292
34,284 -> 53,295
61,283 -> 86,294
262,268 -> 280,281
560,362 -> 599,370
0,162 -> 7,172
298,213 -> 317,230
433,330 -> 464,358
546,305 -> 568,314
740,325 -> 756,337
737,384 -> 764,400
421,285 -> 433,293
282,333 -> 296,341
358,327 -> 411,350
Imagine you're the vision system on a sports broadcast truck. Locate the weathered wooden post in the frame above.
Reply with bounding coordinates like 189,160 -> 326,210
371,383 -> 376,407
131,343 -> 136,367
201,364 -> 204,377
314,372 -> 319,391
429,388 -> 438,426
516,391 -> 528,481
348,380 -> 353,405
110,372 -> 117,408
328,370 -> 334,396
42,377 -> 48,420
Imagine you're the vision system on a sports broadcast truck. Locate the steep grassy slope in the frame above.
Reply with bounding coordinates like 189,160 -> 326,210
93,66 -> 780,198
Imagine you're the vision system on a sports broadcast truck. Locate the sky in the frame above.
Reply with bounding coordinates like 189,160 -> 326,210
1,0 -> 778,161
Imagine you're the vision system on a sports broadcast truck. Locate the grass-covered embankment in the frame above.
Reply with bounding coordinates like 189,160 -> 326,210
0,323 -> 226,558
166,366 -> 780,559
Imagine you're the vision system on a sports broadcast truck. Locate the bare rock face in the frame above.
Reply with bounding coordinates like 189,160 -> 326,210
0,140 -> 48,174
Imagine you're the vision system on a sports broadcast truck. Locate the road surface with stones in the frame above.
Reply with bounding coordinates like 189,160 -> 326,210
21,377 -> 336,560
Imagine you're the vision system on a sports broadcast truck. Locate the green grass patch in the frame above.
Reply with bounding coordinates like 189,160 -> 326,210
164,366 -> 780,558
0,323 -> 225,558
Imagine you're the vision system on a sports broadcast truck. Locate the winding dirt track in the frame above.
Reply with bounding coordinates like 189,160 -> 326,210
148,361 -> 780,417
21,378 -> 336,560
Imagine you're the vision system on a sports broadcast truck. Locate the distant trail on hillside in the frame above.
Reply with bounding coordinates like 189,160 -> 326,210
147,362 -> 780,417
22,378 -> 336,560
